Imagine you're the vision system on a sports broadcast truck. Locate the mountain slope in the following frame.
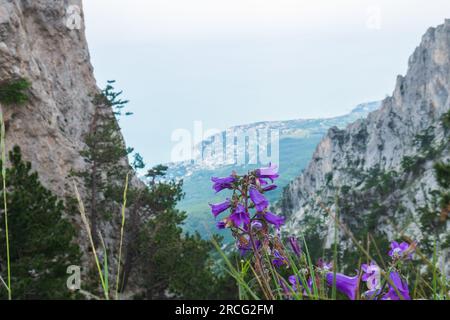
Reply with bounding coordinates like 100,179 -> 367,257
167,102 -> 381,237
279,20 -> 450,267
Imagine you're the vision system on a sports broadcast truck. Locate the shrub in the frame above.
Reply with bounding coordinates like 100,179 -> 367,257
441,110 -> 450,130
0,79 -> 31,105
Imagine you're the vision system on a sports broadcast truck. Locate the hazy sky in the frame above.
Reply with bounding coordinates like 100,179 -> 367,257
83,0 -> 450,166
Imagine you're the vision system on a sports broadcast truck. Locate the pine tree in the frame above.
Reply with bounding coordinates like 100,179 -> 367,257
77,81 -> 132,244
122,165 -> 237,299
0,146 -> 80,299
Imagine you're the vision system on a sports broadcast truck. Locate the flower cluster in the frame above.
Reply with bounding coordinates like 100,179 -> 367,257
210,164 -> 290,263
360,241 -> 415,300
281,241 -> 415,300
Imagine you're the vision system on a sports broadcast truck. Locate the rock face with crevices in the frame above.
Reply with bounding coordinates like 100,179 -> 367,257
0,0 -> 142,294
279,21 -> 450,268
0,0 -> 101,194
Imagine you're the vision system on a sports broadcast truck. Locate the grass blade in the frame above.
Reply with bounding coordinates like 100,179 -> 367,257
0,108 -> 11,300
115,173 -> 128,300
73,180 -> 109,299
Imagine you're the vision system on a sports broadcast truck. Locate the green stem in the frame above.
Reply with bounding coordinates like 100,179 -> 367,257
332,193 -> 339,300
115,174 -> 128,300
0,108 -> 11,300
73,181 -> 109,300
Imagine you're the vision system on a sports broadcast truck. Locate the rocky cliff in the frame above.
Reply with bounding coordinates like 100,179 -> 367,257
0,0 -> 141,291
0,0 -> 99,192
280,20 -> 450,266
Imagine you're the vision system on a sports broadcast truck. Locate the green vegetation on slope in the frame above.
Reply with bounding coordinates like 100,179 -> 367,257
0,146 -> 80,299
